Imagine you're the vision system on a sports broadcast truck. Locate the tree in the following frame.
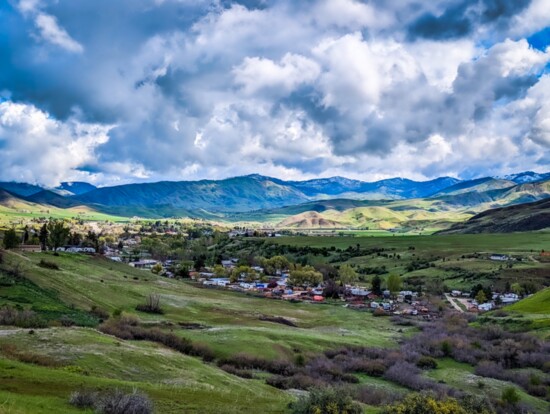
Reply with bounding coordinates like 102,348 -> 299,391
288,265 -> 322,287
151,263 -> 163,274
230,265 -> 255,283
39,224 -> 49,251
510,282 -> 523,296
3,228 -> 19,249
338,264 -> 358,285
47,220 -> 70,253
387,273 -> 402,294
371,275 -> 382,295
475,290 -> 487,304
213,265 -> 226,278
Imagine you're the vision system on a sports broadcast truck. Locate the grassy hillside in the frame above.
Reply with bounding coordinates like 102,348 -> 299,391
0,250 -> 406,413
440,198 -> 550,234
508,288 -> 550,314
1,235 -> 549,412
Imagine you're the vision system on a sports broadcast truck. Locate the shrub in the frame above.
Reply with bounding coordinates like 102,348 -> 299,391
38,259 -> 60,270
81,389 -> 153,414
0,343 -> 62,367
355,386 -> 402,406
382,393 -> 468,414
135,294 -> 164,314
0,306 -> 47,328
501,387 -> 520,405
219,364 -> 254,379
417,356 -> 438,370
69,389 -> 97,409
90,305 -> 109,320
289,387 -> 362,414
59,315 -> 76,327
99,318 -> 214,362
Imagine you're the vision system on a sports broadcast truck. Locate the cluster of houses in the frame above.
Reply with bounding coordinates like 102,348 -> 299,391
450,289 -> 520,312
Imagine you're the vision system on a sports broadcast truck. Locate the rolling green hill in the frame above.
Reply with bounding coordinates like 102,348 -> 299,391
508,288 -> 550,314
438,198 -> 550,234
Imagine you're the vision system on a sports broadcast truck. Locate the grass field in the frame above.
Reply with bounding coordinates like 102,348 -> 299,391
268,232 -> 550,252
0,251 -> 409,413
0,243 -> 549,413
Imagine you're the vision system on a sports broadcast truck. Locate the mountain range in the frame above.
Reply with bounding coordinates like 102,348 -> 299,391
0,172 -> 549,231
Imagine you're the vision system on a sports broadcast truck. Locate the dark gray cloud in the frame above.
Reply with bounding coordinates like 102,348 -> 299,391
407,0 -> 532,41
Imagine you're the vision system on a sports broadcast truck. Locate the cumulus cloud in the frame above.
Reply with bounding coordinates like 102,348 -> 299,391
0,101 -> 111,186
0,0 -> 548,186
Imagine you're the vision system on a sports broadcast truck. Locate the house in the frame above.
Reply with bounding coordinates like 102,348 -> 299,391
478,302 -> 494,312
221,259 -> 238,269
451,290 -> 462,297
350,288 -> 370,297
500,293 -> 519,304
129,259 -> 158,269
490,254 -> 509,261
56,246 -> 96,254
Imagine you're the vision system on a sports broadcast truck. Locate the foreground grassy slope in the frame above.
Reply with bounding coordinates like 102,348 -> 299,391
0,250 -> 408,413
0,328 -> 289,414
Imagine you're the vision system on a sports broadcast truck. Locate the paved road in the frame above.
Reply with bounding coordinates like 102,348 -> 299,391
445,294 -> 465,313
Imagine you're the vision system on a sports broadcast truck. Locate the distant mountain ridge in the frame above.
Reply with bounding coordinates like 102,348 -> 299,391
0,171 -> 548,217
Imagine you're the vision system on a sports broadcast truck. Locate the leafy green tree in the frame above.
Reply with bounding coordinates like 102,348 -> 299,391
289,265 -> 322,287
338,264 -> 358,285
2,228 -> 19,249
213,265 -> 226,278
230,265 -> 255,283
387,273 -> 402,294
46,220 -> 70,252
475,290 -> 487,304
510,282 -> 522,296
151,263 -> 163,274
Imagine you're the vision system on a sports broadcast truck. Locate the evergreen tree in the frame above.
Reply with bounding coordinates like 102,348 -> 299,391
3,228 -> 19,249
371,275 -> 382,295
39,224 -> 48,251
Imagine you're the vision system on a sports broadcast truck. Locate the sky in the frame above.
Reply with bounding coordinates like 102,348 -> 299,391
0,0 -> 549,187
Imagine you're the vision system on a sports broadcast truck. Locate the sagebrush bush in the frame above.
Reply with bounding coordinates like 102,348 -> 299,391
135,294 -> 164,314
0,306 -> 47,328
290,387 -> 362,414
69,389 -> 153,414
69,389 -> 97,409
38,259 -> 60,270
99,317 -> 214,362
96,389 -> 153,414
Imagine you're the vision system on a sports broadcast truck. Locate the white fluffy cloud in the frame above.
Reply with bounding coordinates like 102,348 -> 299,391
0,0 -> 549,185
0,101 -> 110,186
